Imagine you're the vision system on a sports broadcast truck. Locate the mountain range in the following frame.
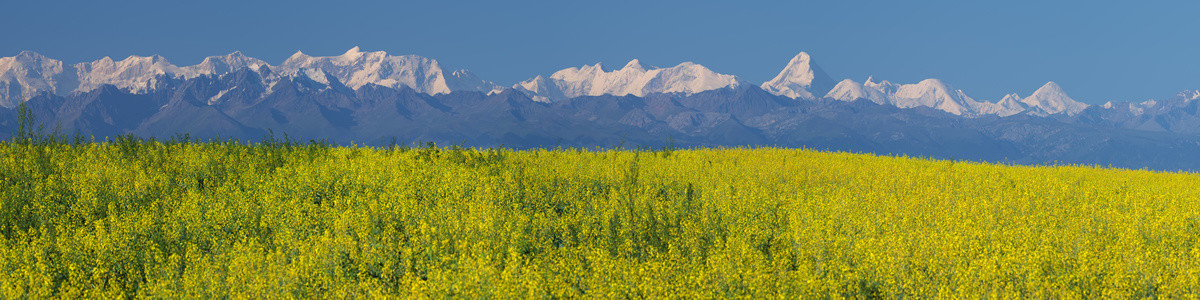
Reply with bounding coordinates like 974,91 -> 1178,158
3,47 -> 1200,170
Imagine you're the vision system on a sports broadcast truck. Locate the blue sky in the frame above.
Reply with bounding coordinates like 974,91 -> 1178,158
2,0 -> 1196,104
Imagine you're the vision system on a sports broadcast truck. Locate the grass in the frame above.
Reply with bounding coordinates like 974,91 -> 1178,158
1,103 -> 1199,298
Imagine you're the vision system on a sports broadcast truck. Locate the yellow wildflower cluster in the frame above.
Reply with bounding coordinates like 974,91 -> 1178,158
0,140 -> 1197,298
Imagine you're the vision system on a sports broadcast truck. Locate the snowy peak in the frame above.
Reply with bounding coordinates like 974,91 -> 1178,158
971,93 -> 1027,117
0,50 -> 76,107
277,47 -> 497,95
513,75 -> 565,103
996,93 -> 1027,115
74,54 -> 186,94
2,51 -> 65,79
1026,81 -> 1068,102
999,93 -> 1023,105
891,79 -> 979,115
761,52 -> 836,100
186,51 -> 269,76
286,50 -> 310,63
864,76 -> 899,95
12,50 -> 50,63
343,46 -> 364,58
0,48 -> 500,107
643,62 -> 743,95
446,69 -> 504,94
623,59 -> 645,71
288,67 -> 351,93
516,59 -> 742,102
0,49 -> 1116,118
824,79 -> 889,104
824,76 -> 1096,117
827,76 -> 1002,117
1177,90 -> 1200,102
1020,81 -> 1088,116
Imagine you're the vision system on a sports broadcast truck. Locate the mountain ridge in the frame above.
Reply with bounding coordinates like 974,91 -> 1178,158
1,48 -> 1131,119
6,48 -> 1200,171
4,70 -> 1200,171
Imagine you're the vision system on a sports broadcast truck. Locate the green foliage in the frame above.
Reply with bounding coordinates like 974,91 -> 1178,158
0,134 -> 1199,298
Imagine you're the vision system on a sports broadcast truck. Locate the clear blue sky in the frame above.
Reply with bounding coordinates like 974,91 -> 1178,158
2,0 -> 1196,104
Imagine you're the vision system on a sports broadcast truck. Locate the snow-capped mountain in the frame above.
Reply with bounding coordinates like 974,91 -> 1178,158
1178,90 -> 1200,102
761,52 -> 835,100
514,59 -> 744,102
823,75 -> 1092,117
1100,100 -> 1152,116
0,48 -> 1181,120
184,51 -> 269,76
0,48 -> 503,107
889,79 -> 986,116
755,52 -> 1096,117
1153,90 -> 1200,113
825,79 -> 890,105
513,75 -> 567,103
74,52 -> 273,97
73,55 -> 194,94
12,48 -> 1200,171
824,77 -> 987,116
278,47 -> 500,95
1019,82 -> 1088,116
13,67 -> 1200,172
1103,90 -> 1200,117
975,93 -> 1028,117
0,51 -> 76,107
447,69 -> 506,95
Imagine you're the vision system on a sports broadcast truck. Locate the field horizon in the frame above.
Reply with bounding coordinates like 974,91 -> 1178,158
8,1 -> 1200,298
2,133 -> 1198,298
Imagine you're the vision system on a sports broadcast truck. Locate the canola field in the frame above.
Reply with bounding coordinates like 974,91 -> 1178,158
1,138 -> 1199,298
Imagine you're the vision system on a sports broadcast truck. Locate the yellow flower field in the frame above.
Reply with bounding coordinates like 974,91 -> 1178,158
1,139 -> 1198,298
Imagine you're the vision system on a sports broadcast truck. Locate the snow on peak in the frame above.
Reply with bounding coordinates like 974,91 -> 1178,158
301,68 -> 334,85
1,50 -> 265,107
3,48 -> 502,106
864,76 -> 899,94
976,93 -> 1028,117
827,78 -> 1090,118
284,51 -> 307,62
515,60 -> 743,102
761,52 -> 836,100
0,48 -> 1119,118
824,79 -> 889,104
186,51 -> 269,76
1178,90 -> 1200,101
999,93 -> 1026,109
1158,90 -> 1200,109
827,78 -> 1093,117
827,76 -> 1012,117
578,63 -> 605,74
74,54 -> 186,94
14,50 -> 50,61
277,47 -> 496,95
513,75 -> 564,103
1020,81 -> 1088,116
339,46 -> 369,61
445,68 -> 504,94
623,59 -> 645,71
0,50 -> 76,107
1098,99 -> 1154,116
891,78 -> 981,115
999,93 -> 1022,103
1030,81 -> 1067,97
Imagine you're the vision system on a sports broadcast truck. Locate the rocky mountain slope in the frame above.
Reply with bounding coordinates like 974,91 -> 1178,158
4,48 -> 1200,171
